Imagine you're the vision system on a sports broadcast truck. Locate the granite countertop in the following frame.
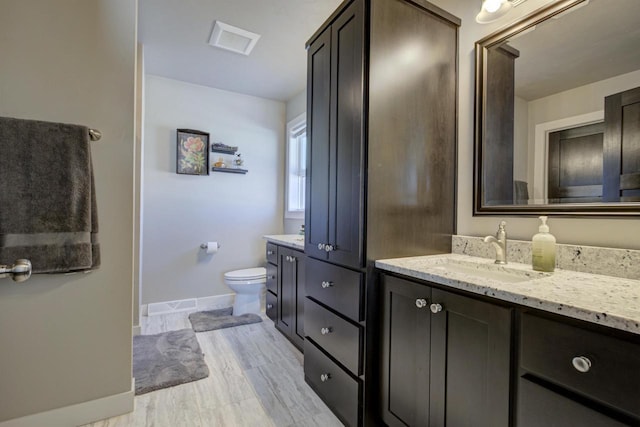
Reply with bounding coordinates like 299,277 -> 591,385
376,253 -> 640,335
263,234 -> 305,250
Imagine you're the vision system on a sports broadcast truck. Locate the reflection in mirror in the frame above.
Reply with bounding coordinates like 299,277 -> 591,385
475,0 -> 640,215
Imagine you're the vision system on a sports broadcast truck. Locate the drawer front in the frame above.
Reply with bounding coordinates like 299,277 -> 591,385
304,340 -> 361,427
266,262 -> 277,294
266,242 -> 278,265
305,298 -> 362,375
306,257 -> 363,322
518,378 -> 628,427
266,291 -> 277,322
521,313 -> 640,417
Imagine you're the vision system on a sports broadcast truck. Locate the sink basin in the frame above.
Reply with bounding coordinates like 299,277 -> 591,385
431,258 -> 549,284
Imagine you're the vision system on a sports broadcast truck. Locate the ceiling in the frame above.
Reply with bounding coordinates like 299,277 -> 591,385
138,0 -> 342,102
507,0 -> 640,101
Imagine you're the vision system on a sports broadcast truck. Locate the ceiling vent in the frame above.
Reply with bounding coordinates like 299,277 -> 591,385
209,21 -> 261,56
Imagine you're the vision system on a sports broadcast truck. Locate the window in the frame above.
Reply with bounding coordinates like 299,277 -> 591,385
285,113 -> 307,219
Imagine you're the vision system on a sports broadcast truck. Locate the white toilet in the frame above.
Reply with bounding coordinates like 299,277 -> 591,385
224,267 -> 266,315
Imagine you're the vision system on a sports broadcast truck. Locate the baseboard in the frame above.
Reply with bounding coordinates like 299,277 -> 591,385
0,379 -> 134,427
132,324 -> 142,336
141,293 -> 235,317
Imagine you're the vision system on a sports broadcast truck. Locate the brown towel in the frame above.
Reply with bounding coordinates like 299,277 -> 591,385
0,116 -> 100,273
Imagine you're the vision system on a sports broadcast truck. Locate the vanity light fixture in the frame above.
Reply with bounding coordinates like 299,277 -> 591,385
476,0 -> 513,24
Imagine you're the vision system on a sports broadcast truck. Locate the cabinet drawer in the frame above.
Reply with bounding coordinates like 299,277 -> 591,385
266,291 -> 277,322
305,298 -> 362,375
518,378 -> 628,427
266,262 -> 277,294
521,313 -> 640,418
304,340 -> 361,427
266,242 -> 278,265
306,257 -> 363,322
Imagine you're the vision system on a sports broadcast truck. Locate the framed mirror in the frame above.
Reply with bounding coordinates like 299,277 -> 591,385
474,0 -> 640,216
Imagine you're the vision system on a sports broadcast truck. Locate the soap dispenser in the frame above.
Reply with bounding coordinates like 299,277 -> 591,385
532,216 -> 556,272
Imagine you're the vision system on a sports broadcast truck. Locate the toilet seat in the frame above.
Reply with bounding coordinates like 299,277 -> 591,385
224,267 -> 266,282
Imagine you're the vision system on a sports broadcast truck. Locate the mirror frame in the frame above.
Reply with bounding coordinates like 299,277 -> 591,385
473,0 -> 640,217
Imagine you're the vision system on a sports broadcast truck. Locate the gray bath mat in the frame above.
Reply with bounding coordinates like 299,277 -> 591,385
133,328 -> 209,395
188,307 -> 263,332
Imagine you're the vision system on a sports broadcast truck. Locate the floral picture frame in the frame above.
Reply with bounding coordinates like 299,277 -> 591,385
176,129 -> 209,175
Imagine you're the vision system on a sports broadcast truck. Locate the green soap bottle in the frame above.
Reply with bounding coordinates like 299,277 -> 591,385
532,216 -> 556,272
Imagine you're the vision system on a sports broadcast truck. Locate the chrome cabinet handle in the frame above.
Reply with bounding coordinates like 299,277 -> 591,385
321,281 -> 333,288
290,256 -> 297,263
267,250 -> 274,255
320,373 -> 331,382
266,304 -> 273,309
318,243 -> 325,250
324,244 -> 334,252
415,298 -> 428,309
572,356 -> 592,373
321,327 -> 333,335
0,259 -> 32,283
430,303 -> 443,314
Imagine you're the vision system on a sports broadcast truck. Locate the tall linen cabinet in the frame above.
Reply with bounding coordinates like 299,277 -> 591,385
303,0 -> 459,425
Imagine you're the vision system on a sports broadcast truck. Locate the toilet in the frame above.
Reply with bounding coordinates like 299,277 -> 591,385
224,267 -> 266,315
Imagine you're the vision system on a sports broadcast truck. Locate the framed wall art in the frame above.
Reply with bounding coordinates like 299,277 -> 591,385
176,129 -> 209,175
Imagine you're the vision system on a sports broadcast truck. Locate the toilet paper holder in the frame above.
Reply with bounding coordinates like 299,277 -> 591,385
200,242 -> 222,249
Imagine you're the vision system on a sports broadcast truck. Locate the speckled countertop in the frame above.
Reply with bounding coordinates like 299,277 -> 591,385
376,253 -> 640,335
263,234 -> 305,251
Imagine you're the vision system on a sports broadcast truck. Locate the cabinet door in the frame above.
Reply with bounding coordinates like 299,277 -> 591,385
305,27 -> 332,261
277,248 -> 295,337
327,0 -> 365,269
381,275 -> 431,427
430,288 -> 512,427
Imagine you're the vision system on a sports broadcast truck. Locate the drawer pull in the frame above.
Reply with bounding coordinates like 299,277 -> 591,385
321,327 -> 333,335
324,244 -> 335,252
318,243 -> 325,250
320,373 -> 331,382
415,298 -> 428,309
321,281 -> 334,289
430,303 -> 443,314
266,304 -> 273,309
267,250 -> 274,255
572,356 -> 592,373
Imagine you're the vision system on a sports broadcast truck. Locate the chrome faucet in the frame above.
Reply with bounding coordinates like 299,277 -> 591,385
484,221 -> 507,264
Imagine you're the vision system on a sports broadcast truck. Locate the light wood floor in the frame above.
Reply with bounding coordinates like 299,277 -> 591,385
87,311 -> 343,427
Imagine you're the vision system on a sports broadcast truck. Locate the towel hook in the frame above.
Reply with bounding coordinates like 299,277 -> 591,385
89,128 -> 102,141
0,259 -> 32,283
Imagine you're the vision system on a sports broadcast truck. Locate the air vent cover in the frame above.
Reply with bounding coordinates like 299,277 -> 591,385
209,21 -> 261,56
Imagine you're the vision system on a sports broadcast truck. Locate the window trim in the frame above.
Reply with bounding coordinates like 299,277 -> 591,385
285,112 -> 307,219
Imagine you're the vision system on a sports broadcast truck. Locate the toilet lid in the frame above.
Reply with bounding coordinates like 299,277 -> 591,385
224,267 -> 266,280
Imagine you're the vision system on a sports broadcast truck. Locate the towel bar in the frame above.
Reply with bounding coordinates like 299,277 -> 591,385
0,259 -> 32,283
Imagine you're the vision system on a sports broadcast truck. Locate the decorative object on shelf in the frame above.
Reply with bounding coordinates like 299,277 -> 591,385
213,157 -> 226,168
234,153 -> 244,168
211,142 -> 238,154
177,129 -> 209,175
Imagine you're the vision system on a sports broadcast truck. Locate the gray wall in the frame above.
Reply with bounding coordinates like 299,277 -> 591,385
0,0 -> 136,422
430,0 -> 640,250
141,75 -> 285,304
284,90 -> 306,235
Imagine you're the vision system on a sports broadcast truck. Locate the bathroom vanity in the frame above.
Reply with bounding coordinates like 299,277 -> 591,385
264,235 -> 306,350
376,250 -> 640,427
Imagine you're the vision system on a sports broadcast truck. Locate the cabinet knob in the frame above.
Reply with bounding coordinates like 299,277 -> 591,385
290,256 -> 297,263
572,356 -> 592,373
430,303 -> 443,314
320,373 -> 331,382
267,250 -> 274,255
270,275 -> 276,280
321,281 -> 334,289
415,298 -> 428,309
318,243 -> 325,250
320,327 -> 333,335
324,244 -> 335,252
266,304 -> 273,309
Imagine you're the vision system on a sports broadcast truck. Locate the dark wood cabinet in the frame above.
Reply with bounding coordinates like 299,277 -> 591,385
265,243 -> 305,351
381,274 -> 513,427
304,0 -> 459,424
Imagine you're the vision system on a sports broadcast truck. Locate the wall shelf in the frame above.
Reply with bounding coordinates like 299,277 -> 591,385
211,144 -> 238,154
212,167 -> 248,174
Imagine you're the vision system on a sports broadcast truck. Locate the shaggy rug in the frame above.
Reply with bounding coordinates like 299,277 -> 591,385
188,307 -> 262,332
133,328 -> 209,395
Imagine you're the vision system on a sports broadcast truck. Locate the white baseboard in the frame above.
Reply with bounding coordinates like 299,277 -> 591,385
141,293 -> 235,317
0,379 -> 134,427
132,325 -> 142,336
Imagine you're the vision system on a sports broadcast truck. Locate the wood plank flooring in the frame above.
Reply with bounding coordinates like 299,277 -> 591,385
86,311 -> 343,427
